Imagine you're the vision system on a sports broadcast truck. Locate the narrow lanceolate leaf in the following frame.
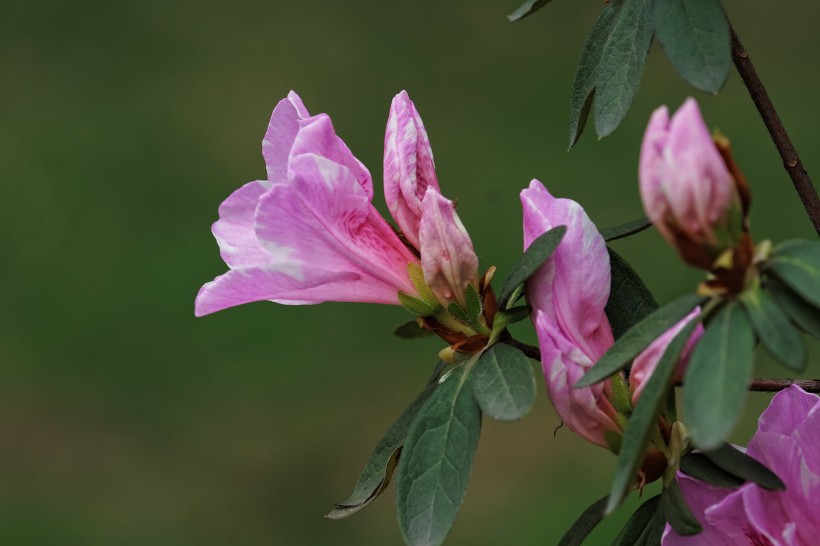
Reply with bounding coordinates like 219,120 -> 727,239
327,364 -> 444,519
740,287 -> 807,372
679,452 -> 745,488
769,279 -> 820,339
464,284 -> 482,322
471,344 -> 536,421
394,320 -> 435,339
557,495 -> 609,546
702,443 -> 785,491
498,225 -> 567,309
605,249 -> 659,340
605,319 -> 701,515
568,0 -> 625,147
662,478 -> 703,536
399,292 -> 437,316
396,366 -> 482,546
594,0 -> 654,138
636,500 -> 668,546
600,217 -> 652,242
577,292 -> 705,387
611,495 -> 661,546
654,0 -> 730,93
684,302 -> 755,451
507,0 -> 555,22
768,239 -> 820,308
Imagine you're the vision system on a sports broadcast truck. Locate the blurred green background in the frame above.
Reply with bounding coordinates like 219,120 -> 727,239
2,1 -> 819,544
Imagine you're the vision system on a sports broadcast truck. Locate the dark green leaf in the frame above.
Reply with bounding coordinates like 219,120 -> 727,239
684,302 -> 755,450
594,0 -> 654,138
399,292 -> 437,316
396,366 -> 482,546
654,0 -> 730,93
498,225 -> 567,309
577,292 -> 705,387
394,321 -> 435,339
702,443 -> 785,491
612,494 -> 661,546
447,303 -> 471,323
557,494 -> 609,546
601,217 -> 652,242
741,287 -> 807,372
662,478 -> 703,536
465,284 -> 482,322
636,500 -> 667,546
679,452 -> 745,488
327,364 -> 444,519
507,0 -> 554,22
472,343 -> 536,421
769,279 -> 820,338
605,248 -> 659,340
768,239 -> 820,308
605,319 -> 701,514
568,0 -> 625,147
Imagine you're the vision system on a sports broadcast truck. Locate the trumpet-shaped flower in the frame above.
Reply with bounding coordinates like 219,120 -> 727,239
521,180 -> 701,448
639,98 -> 742,269
195,91 -> 478,318
664,385 -> 820,546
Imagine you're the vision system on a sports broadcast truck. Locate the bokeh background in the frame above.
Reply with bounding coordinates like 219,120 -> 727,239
3,1 -> 819,544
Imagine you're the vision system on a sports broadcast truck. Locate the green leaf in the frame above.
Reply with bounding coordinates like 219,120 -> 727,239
396,366 -> 482,546
465,284 -> 482,322
684,302 -> 756,450
327,364 -> 444,519
568,0 -> 625,147
605,248 -> 659,340
654,0 -> 730,93
557,494 -> 609,546
740,287 -> 807,372
605,318 -> 701,515
768,239 -> 820,308
601,217 -> 652,242
507,0 -> 555,22
399,292 -> 437,316
577,292 -> 705,387
678,452 -> 745,488
594,0 -> 654,138
498,225 -> 567,309
769,279 -> 820,339
702,443 -> 785,491
471,344 -> 536,421
611,494 -> 661,546
394,321 -> 435,339
447,303 -> 471,323
636,500 -> 667,546
662,478 -> 703,536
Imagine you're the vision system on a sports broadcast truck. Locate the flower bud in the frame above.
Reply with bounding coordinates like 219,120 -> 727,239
639,98 -> 744,269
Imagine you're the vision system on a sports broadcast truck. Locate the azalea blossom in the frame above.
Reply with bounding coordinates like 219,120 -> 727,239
664,385 -> 820,546
195,91 -> 478,318
639,98 -> 743,269
521,180 -> 701,448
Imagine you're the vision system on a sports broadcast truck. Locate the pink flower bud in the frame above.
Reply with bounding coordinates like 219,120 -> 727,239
639,98 -> 742,269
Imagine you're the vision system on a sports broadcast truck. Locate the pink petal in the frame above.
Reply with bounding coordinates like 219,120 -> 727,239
263,92 -> 310,185
756,384 -> 820,437
521,180 -> 613,360
639,105 -> 671,229
211,180 -> 271,268
383,91 -> 441,248
534,311 -> 619,448
419,188 -> 478,307
630,308 -> 703,404
661,473 -> 735,546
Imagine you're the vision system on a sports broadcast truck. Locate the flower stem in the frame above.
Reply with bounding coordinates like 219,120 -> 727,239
503,339 -> 820,393
729,23 -> 820,235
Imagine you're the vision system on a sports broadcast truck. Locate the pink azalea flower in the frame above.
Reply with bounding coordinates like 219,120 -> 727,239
521,180 -> 701,448
639,98 -> 743,269
664,385 -> 820,546
195,91 -> 477,317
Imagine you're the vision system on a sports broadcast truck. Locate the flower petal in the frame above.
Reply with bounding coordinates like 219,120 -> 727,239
639,105 -> 671,230
534,310 -> 619,448
521,179 -> 613,360
661,473 -> 735,546
419,188 -> 478,307
384,90 -> 441,248
756,384 -> 820,437
263,92 -> 310,185
211,180 -> 271,268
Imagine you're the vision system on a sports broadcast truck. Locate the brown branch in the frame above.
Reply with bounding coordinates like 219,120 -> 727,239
730,24 -> 820,235
504,339 -> 820,393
